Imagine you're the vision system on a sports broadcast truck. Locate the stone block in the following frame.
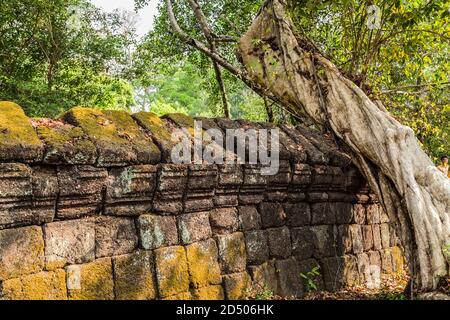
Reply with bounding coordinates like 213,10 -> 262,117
380,223 -> 390,249
35,120 -> 97,165
0,226 -> 44,280
245,230 -> 269,265
311,202 -> 335,225
209,207 -> 239,234
336,225 -> 352,255
223,272 -> 251,300
333,202 -> 353,224
238,206 -> 261,231
185,239 -> 222,288
349,224 -> 364,254
185,165 -> 217,213
275,258 -> 303,298
372,224 -> 382,250
113,251 -> 156,300
311,225 -> 336,258
216,232 -> 247,274
105,165 -> 157,216
154,246 -> 190,298
137,214 -> 178,250
291,227 -> 314,260
362,225 -> 374,251
192,285 -> 225,300
352,204 -> 366,224
248,260 -> 278,294
95,217 -> 138,258
56,165 -> 107,219
178,212 -> 212,244
66,258 -> 114,300
0,270 -> 67,300
267,227 -> 291,259
153,164 -> 188,214
297,258 -> 324,292
320,256 -> 345,292
259,202 -> 286,228
0,164 -> 55,228
284,202 -> 310,226
63,108 -> 161,166
366,204 -> 381,224
0,101 -> 44,162
44,219 -> 95,270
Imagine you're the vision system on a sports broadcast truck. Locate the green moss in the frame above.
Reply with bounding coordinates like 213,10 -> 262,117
0,101 -> 43,162
63,107 -> 160,165
133,111 -> 173,142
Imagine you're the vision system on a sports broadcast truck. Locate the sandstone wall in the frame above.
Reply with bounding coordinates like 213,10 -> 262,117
0,101 -> 404,300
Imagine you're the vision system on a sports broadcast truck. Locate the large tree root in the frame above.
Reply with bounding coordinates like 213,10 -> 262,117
239,0 -> 450,290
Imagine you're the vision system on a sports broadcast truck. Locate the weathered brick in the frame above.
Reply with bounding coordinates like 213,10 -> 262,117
178,212 -> 212,244
284,202 -> 310,226
186,239 -> 222,288
66,258 -> 114,300
333,202 -> 353,224
267,227 -> 291,259
44,219 -> 95,270
245,230 -> 269,265
154,246 -> 189,298
320,256 -> 345,292
216,232 -> 247,273
0,270 -> 67,300
259,202 -> 286,228
95,217 -> 138,258
238,206 -> 261,231
209,207 -> 239,234
137,214 -> 178,250
0,226 -> 44,280
366,204 -> 381,224
113,251 -> 156,300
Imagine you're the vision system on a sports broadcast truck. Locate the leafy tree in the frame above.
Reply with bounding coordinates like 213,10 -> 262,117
0,0 -> 136,117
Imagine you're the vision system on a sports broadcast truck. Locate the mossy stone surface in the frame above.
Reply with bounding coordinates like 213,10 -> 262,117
193,285 -> 225,300
35,120 -> 97,165
0,226 -> 44,280
185,239 -> 222,289
0,101 -> 44,162
132,112 -> 177,160
66,258 -> 114,300
154,246 -> 190,298
63,107 -> 160,166
0,269 -> 67,300
113,251 -> 157,300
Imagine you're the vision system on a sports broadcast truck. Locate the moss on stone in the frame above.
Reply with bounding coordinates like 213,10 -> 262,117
193,285 -> 225,300
163,113 -> 196,136
66,258 -> 114,300
34,119 -> 97,165
0,101 -> 43,162
185,239 -> 222,289
154,246 -> 190,298
0,270 -> 67,300
63,107 -> 160,166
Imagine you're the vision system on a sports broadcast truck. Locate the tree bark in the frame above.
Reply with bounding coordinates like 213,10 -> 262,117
238,0 -> 450,290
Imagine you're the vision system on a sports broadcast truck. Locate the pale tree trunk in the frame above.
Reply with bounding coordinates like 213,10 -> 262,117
239,0 -> 450,291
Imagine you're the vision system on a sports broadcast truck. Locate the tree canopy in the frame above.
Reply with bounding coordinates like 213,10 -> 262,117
0,0 -> 448,159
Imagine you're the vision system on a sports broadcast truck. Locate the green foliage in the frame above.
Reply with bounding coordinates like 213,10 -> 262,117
254,286 -> 275,300
300,266 -> 321,292
0,0 -> 136,117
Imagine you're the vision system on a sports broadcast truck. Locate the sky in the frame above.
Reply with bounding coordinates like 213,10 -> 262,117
89,0 -> 158,38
